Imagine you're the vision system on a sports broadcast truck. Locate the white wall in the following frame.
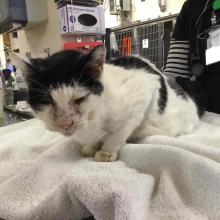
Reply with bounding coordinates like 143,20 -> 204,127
105,0 -> 186,28
16,0 -> 93,58
13,0 -> 186,57
0,36 -> 6,69
104,1 -> 121,28
132,0 -> 185,21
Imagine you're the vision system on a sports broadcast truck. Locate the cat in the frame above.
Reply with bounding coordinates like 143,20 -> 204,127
22,46 -> 202,162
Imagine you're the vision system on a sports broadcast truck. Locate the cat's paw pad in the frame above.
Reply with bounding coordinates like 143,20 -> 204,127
95,151 -> 117,162
81,146 -> 97,157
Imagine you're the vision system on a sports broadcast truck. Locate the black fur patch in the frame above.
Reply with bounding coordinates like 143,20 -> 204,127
167,78 -> 187,99
108,56 -> 168,114
107,56 -> 160,75
158,77 -> 168,114
175,77 -> 205,118
25,50 -> 104,110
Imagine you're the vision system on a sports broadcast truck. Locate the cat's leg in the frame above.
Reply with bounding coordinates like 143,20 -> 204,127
95,120 -> 138,162
80,144 -> 101,157
75,128 -> 106,157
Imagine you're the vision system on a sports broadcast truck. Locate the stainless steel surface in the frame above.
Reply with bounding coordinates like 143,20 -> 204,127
0,106 -> 33,127
0,112 -> 26,127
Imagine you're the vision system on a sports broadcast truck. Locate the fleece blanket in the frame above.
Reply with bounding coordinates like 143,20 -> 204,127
0,112 -> 220,220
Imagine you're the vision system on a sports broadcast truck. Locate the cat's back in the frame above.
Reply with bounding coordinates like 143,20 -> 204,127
104,56 -> 161,89
101,56 -> 161,119
106,56 -> 161,75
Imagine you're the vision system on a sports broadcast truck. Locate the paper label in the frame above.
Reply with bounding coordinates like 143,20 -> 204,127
142,39 -> 149,48
206,27 -> 220,65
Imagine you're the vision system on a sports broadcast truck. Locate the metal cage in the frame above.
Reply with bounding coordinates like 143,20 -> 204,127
106,14 -> 177,70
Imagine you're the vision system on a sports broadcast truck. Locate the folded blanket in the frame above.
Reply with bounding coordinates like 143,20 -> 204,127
0,112 -> 220,220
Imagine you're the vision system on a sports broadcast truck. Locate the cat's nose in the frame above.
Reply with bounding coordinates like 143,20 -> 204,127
56,117 -> 74,129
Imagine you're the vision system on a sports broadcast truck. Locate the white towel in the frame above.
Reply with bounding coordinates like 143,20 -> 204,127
0,112 -> 220,220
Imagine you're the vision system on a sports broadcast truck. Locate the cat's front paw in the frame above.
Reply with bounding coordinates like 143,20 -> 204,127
80,145 -> 98,157
95,151 -> 118,162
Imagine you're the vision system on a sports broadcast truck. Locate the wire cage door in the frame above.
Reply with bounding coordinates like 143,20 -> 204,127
107,15 -> 176,70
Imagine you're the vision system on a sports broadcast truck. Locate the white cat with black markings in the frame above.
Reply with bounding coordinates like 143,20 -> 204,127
22,46 -> 202,162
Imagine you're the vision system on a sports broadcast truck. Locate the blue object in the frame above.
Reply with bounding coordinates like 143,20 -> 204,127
70,16 -> 76,23
6,64 -> 14,72
2,69 -> 12,81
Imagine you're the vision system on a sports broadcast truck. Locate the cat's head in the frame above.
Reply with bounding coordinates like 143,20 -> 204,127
24,46 -> 106,136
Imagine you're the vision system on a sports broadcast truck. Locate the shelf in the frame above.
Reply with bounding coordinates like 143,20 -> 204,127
3,106 -> 33,118
54,0 -> 102,7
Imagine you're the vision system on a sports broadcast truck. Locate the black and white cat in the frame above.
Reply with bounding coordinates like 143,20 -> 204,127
23,46 -> 202,162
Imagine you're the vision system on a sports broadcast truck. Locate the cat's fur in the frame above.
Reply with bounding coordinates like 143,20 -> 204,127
24,46 -> 201,162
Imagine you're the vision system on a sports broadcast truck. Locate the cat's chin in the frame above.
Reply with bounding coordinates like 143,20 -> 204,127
45,125 -> 76,137
62,131 -> 74,137
60,128 -> 77,137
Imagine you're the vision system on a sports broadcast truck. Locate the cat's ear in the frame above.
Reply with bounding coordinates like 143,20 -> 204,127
86,45 -> 106,79
28,58 -> 47,73
10,53 -> 46,77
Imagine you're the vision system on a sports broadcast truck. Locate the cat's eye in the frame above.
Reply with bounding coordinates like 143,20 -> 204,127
74,94 -> 90,105
75,97 -> 85,105
51,99 -> 56,106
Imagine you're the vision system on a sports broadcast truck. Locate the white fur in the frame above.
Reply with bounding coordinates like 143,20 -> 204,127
36,62 -> 199,162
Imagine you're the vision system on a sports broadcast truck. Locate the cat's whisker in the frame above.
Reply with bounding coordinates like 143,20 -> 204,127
78,78 -> 93,88
93,126 -> 107,136
27,85 -> 49,93
77,120 -> 102,136
29,96 -> 50,102
76,120 -> 88,127
77,71 -> 93,87
77,61 -> 90,85
77,71 -> 84,86
27,78 -> 48,90
28,93 -> 49,99
28,88 -> 49,95
87,129 -> 104,139
87,127 -> 106,139
29,95 -> 50,100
